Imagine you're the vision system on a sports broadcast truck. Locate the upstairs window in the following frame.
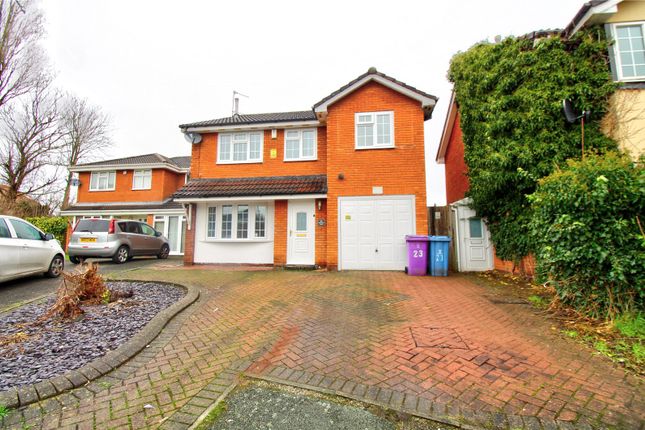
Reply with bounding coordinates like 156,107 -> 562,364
132,169 -> 152,190
355,111 -> 394,148
218,132 -> 263,164
614,23 -> 645,81
89,171 -> 116,191
284,129 -> 317,161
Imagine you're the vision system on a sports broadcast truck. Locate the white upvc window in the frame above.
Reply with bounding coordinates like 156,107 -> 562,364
284,129 -> 317,161
217,132 -> 263,164
132,169 -> 152,190
205,203 -> 269,241
355,111 -> 394,149
89,171 -> 116,191
613,22 -> 645,81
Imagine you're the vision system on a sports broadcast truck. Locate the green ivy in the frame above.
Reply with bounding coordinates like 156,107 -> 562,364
529,153 -> 644,318
448,28 -> 618,262
26,216 -> 69,245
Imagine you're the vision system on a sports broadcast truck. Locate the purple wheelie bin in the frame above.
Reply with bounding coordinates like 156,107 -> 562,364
405,235 -> 429,276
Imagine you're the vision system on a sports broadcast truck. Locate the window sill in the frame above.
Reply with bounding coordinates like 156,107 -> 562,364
354,145 -> 396,150
283,158 -> 318,162
132,188 -> 152,191
201,238 -> 272,243
216,160 -> 263,165
88,189 -> 116,192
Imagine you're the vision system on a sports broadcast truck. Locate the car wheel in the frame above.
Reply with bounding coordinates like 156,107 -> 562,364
45,255 -> 64,278
157,244 -> 170,259
69,256 -> 82,264
113,245 -> 130,264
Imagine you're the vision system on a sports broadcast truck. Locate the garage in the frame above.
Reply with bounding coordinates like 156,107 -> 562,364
339,196 -> 415,270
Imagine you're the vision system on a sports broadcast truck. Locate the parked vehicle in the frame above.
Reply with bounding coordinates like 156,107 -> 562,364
67,218 -> 170,264
0,215 -> 65,283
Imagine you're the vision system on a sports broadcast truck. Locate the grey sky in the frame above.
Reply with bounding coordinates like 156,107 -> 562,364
41,0 -> 585,205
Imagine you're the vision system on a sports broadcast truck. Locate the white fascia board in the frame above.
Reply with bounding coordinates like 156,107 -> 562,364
182,120 -> 322,133
314,75 -> 437,114
570,0 -> 620,36
69,163 -> 188,173
174,194 -> 327,203
60,208 -> 185,216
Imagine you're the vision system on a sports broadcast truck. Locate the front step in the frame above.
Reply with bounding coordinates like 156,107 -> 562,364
284,264 -> 317,271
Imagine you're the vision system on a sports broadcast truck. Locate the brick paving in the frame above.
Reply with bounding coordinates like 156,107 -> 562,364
1,269 -> 643,429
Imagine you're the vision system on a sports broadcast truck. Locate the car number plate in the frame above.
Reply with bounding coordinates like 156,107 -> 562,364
80,237 -> 97,243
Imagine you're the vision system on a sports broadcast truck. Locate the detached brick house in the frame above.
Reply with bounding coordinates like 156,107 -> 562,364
174,68 -> 437,270
60,153 -> 190,255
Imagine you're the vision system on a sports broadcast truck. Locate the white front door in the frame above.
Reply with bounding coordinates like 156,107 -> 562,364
287,200 -> 315,265
455,201 -> 493,271
339,196 -> 415,270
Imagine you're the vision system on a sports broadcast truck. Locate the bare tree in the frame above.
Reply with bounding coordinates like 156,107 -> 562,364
0,0 -> 48,110
59,95 -> 112,208
0,81 -> 64,210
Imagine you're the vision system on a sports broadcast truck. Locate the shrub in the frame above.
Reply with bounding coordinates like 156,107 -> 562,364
26,216 -> 69,245
529,152 -> 644,319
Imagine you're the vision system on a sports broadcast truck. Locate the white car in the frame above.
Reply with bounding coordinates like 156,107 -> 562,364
0,215 -> 65,283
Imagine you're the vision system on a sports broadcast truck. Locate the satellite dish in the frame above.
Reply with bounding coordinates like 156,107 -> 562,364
562,99 -> 578,124
183,132 -> 202,144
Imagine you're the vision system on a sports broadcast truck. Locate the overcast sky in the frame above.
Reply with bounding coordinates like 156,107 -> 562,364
41,0 -> 585,205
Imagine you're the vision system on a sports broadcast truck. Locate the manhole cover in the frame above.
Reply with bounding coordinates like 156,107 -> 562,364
410,327 -> 469,349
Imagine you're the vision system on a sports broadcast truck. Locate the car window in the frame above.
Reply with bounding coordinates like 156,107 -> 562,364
76,219 -> 110,233
117,221 -> 127,232
126,222 -> 141,234
0,219 -> 12,238
9,219 -> 42,240
140,223 -> 156,236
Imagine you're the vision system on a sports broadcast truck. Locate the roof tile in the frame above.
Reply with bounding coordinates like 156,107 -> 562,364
173,175 -> 327,199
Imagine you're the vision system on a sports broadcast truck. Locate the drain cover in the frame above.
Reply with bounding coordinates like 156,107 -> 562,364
410,327 -> 469,349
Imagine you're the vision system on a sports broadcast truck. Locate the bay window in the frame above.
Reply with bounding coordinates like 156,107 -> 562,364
218,132 -> 263,163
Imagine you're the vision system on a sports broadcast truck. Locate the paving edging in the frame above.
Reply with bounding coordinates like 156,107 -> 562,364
0,280 -> 199,410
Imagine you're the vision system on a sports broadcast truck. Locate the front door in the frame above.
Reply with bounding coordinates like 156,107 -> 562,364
287,200 -> 315,265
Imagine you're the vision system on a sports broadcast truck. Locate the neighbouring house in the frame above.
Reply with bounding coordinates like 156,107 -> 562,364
60,153 -> 191,255
174,67 -> 437,269
436,0 -> 645,274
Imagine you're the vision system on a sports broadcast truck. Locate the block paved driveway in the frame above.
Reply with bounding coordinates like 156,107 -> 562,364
3,269 -> 643,429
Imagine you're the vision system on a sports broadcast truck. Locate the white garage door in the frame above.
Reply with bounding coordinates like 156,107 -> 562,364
339,196 -> 415,270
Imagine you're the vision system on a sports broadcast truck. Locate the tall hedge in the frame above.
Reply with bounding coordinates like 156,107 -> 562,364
448,29 -> 618,262
26,216 -> 69,245
529,153 -> 644,318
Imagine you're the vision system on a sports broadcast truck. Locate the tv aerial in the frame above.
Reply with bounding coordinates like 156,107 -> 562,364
562,99 -> 591,158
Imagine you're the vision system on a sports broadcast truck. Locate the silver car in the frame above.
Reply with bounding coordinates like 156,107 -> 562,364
67,218 -> 170,264
0,215 -> 65,283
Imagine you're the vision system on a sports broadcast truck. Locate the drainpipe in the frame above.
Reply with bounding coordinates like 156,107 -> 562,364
182,203 -> 192,230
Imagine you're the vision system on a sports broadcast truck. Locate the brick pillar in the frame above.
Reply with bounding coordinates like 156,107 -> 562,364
273,200 -> 288,266
315,198 -> 327,268
183,204 -> 196,266
146,214 -> 154,225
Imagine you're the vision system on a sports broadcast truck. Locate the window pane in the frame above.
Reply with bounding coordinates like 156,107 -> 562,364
286,139 -> 299,159
237,205 -> 248,239
233,142 -> 247,161
0,219 -> 11,238
634,50 -> 645,64
221,205 -> 232,238
207,207 -> 216,238
358,114 -> 372,123
302,131 -> 315,157
154,220 -> 165,235
286,130 -> 298,138
10,219 -> 42,240
181,219 -> 186,253
622,64 -> 636,77
357,124 -> 373,147
617,26 -> 630,38
220,135 -> 231,160
296,212 -> 307,231
249,133 -> 261,160
140,224 -> 156,236
90,173 -> 98,190
108,172 -> 115,189
636,63 -> 645,76
255,205 -> 267,238
621,51 -> 634,66
618,37 -> 632,52
376,114 -> 391,145
469,218 -> 483,238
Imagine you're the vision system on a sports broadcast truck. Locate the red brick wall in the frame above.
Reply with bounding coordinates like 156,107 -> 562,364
494,251 -> 536,276
445,112 -> 469,204
190,128 -> 327,179
325,81 -> 428,268
273,200 -> 288,265
315,198 -> 327,267
76,169 -> 184,203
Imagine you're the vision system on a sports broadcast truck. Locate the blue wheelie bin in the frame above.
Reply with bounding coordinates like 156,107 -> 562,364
428,236 -> 450,276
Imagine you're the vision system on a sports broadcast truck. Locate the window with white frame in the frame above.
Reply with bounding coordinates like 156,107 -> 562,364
355,111 -> 394,148
205,203 -> 269,240
89,171 -> 116,191
132,169 -> 152,190
218,132 -> 263,163
613,22 -> 645,81
284,129 -> 317,161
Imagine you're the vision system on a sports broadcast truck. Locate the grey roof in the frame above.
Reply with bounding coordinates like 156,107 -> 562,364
173,175 -> 327,199
61,199 -> 183,213
563,0 -> 609,37
179,111 -> 317,129
75,153 -> 190,170
313,68 -> 438,110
